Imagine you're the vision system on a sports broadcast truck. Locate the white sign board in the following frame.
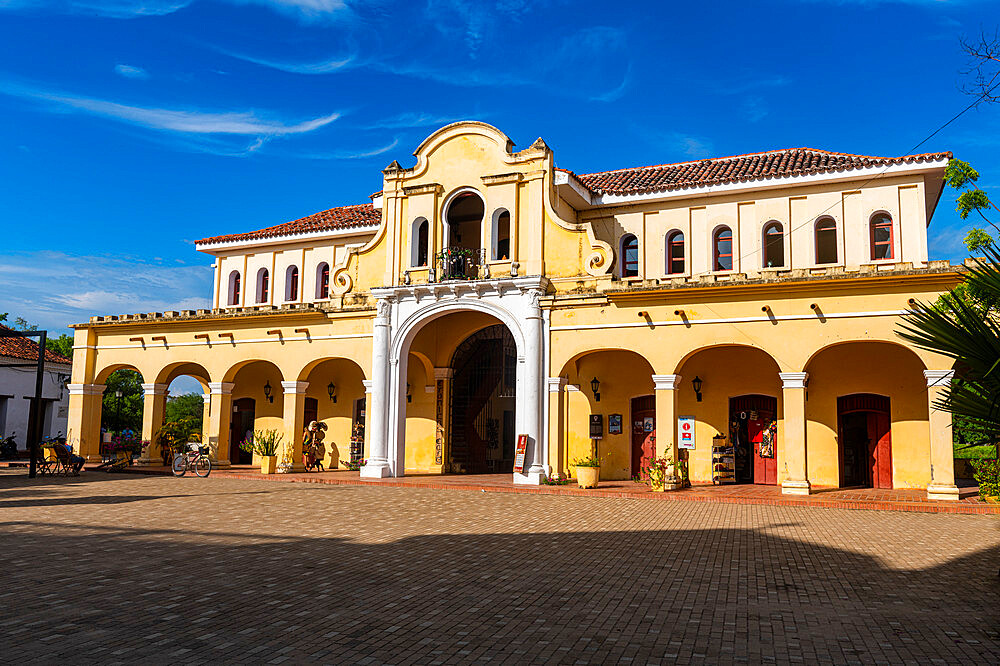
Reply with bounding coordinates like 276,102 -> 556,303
677,416 -> 695,450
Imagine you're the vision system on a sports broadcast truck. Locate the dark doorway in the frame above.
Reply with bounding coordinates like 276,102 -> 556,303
838,394 -> 892,489
304,397 -> 318,428
730,395 -> 778,485
631,395 -> 655,479
230,397 -> 255,465
352,398 -> 366,462
448,324 -> 516,474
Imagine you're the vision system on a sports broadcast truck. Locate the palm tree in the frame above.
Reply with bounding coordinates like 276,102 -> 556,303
897,243 -> 1000,448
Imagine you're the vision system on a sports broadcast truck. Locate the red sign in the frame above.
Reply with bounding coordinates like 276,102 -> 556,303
513,434 -> 528,473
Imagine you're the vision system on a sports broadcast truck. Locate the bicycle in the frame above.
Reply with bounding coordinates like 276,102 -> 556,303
172,443 -> 212,478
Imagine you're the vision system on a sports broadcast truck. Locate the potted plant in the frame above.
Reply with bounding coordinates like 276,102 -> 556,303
640,455 -> 683,492
573,454 -> 601,489
240,429 -> 283,474
972,458 -> 999,503
156,417 -> 200,466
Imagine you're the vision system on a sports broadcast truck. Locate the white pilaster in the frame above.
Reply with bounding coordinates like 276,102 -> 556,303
515,287 -> 547,484
924,369 -> 959,501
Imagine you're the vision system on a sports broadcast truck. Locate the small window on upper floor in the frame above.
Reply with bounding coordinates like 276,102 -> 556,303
316,263 -> 330,299
256,267 -> 270,303
713,226 -> 733,271
815,217 -> 838,264
870,213 -> 894,261
285,265 -> 299,301
493,210 -> 510,261
411,218 -> 429,267
228,270 -> 241,306
666,231 -> 685,275
620,234 -> 639,278
763,221 -> 784,268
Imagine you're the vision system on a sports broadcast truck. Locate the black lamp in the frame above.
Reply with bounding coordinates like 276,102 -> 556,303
263,380 -> 273,403
327,381 -> 337,403
590,376 -> 601,403
692,376 -> 703,402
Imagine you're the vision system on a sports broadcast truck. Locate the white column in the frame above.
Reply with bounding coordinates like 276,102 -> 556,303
206,381 -> 234,467
779,372 -> 810,495
515,288 -> 546,484
361,298 -> 393,478
925,370 -> 960,501
652,375 -> 681,465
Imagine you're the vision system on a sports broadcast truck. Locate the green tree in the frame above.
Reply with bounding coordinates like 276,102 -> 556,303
101,369 -> 144,433
165,393 -> 204,432
45,334 -> 74,360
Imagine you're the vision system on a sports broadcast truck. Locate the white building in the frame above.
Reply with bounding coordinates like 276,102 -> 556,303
0,326 -> 71,450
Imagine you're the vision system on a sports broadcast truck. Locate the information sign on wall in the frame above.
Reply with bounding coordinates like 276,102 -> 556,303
677,416 -> 696,450
608,414 -> 622,435
589,414 -> 603,439
513,434 -> 528,473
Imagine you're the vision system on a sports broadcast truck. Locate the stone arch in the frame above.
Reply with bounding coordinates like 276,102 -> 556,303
154,361 -> 212,390
94,363 -> 144,385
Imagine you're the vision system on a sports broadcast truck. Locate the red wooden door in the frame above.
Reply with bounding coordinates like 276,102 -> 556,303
750,418 -> 777,485
868,412 -> 892,489
631,397 -> 655,479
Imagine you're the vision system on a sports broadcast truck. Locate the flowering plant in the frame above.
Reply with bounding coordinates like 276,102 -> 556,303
240,429 -> 283,457
572,454 -> 602,468
640,455 -> 680,486
109,433 -> 144,455
340,458 -> 366,471
540,472 -> 570,485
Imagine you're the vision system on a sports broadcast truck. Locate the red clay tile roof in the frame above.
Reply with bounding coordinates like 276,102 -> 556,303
0,325 -> 71,364
196,203 -> 380,246
564,147 -> 952,196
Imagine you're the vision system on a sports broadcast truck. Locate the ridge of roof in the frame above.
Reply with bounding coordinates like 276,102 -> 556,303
562,147 -> 952,197
196,203 -> 380,247
0,325 -> 72,364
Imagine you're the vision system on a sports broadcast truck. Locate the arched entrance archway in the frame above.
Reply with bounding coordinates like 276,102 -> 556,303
448,324 -> 517,474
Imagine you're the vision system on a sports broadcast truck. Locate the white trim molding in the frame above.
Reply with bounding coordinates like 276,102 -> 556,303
547,376 -> 568,393
362,380 -> 374,394
280,381 -> 309,395
67,383 -> 104,396
208,382 -> 235,395
195,224 -> 380,253
433,367 -> 455,381
141,383 -> 169,397
779,372 -> 809,389
652,374 -> 682,391
924,369 -> 955,388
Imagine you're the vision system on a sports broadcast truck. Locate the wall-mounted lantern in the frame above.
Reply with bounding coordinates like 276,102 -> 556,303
692,376 -> 703,402
327,381 -> 337,403
590,376 -> 601,403
263,380 -> 273,403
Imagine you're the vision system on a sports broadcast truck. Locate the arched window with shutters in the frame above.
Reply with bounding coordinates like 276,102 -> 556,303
665,230 -> 685,275
762,221 -> 784,268
870,213 -> 894,260
285,265 -> 299,301
256,267 -> 269,303
713,226 -> 733,271
815,217 -> 838,264
620,234 -> 639,278
411,218 -> 429,267
316,262 -> 330,299
228,270 -> 241,306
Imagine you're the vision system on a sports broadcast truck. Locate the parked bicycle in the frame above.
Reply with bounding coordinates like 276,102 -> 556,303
171,442 -> 212,478
0,432 -> 17,460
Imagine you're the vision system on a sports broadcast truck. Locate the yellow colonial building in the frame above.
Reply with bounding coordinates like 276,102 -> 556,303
67,122 -> 962,499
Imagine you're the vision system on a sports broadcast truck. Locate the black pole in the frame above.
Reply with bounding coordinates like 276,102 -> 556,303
28,331 -> 46,479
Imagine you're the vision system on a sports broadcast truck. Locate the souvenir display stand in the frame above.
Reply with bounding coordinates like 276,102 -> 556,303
712,434 -> 736,484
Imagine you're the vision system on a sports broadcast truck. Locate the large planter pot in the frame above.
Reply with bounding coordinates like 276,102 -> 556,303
116,451 -> 129,461
575,465 -> 600,489
650,478 -> 665,493
260,455 -> 277,475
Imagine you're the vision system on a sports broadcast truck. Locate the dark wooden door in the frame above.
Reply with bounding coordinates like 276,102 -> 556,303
749,418 -> 777,485
868,411 -> 892,489
631,396 -> 656,479
304,397 -> 318,428
229,398 -> 255,465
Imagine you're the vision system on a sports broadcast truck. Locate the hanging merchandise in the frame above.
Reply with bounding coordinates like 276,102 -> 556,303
759,420 -> 777,458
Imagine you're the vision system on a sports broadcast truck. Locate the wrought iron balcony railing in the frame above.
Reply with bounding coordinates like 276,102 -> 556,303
435,247 -> 486,281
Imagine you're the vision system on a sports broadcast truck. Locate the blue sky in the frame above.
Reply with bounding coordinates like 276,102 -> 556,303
1,0 -> 998,340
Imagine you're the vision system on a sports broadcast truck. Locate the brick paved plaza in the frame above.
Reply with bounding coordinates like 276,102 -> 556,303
1,472 -> 998,664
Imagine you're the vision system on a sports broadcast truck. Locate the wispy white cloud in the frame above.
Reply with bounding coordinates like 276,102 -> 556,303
0,0 -> 194,18
298,138 -> 400,160
1,81 -> 340,136
114,64 -> 149,79
590,64 -> 631,103
0,251 -> 212,333
744,96 -> 768,122
216,48 -> 355,74
360,113 -> 469,130
675,135 -> 714,159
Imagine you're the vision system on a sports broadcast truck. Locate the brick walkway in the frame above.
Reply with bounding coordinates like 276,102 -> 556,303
1,472 -> 998,664
114,464 -> 996,515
